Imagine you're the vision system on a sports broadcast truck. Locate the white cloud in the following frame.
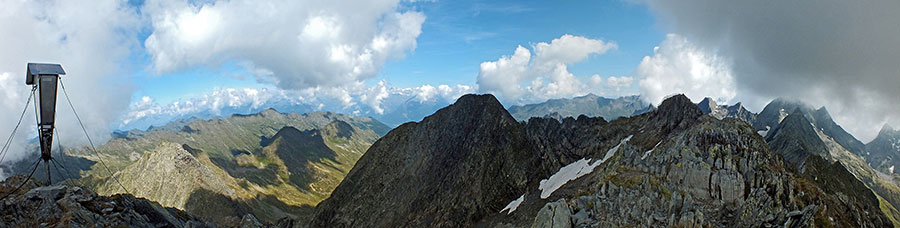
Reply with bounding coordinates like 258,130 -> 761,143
606,76 -> 633,91
590,74 -> 604,87
533,34 -> 617,69
143,0 -> 426,90
0,0 -> 140,166
476,46 -> 532,100
477,34 -> 618,104
636,34 -> 736,105
121,82 -> 475,130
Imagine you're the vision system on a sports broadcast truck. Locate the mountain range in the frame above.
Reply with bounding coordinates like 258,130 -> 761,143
4,93 -> 900,227
4,109 -> 389,226
506,94 -> 652,122
310,94 -> 893,227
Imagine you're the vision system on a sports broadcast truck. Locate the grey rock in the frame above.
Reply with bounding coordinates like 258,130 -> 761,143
532,199 -> 573,228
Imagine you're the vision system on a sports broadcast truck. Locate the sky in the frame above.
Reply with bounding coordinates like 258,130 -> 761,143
0,0 -> 899,163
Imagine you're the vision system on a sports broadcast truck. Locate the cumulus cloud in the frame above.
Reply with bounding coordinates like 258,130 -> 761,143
636,34 -> 736,105
641,0 -> 900,141
143,0 -> 425,90
477,34 -> 617,104
0,0 -> 140,166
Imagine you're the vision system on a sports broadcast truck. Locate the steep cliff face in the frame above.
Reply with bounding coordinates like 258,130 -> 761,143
309,94 -> 890,227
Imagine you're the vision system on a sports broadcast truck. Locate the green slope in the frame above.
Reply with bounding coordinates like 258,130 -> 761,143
61,110 -> 387,225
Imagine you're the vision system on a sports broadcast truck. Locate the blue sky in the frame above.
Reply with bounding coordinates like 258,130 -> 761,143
3,0 -> 897,144
130,0 -> 663,104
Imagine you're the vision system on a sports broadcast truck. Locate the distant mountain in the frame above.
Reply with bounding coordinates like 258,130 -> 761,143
309,94 -> 890,227
866,125 -> 900,174
752,98 -> 816,136
752,99 -> 866,156
696,97 -> 757,123
374,95 -> 455,126
6,109 -> 389,225
759,99 -> 900,225
506,94 -> 651,122
765,110 -> 831,169
120,91 -> 459,132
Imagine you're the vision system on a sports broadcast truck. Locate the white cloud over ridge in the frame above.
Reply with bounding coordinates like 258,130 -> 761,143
637,34 -> 736,105
477,34 -> 619,104
120,83 -> 474,131
0,0 -> 140,166
143,0 -> 426,90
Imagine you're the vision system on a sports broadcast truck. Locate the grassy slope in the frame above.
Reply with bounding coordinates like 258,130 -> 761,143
817,128 -> 900,227
64,111 -> 386,223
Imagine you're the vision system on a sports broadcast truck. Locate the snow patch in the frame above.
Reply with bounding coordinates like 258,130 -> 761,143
642,141 -> 661,160
757,126 -> 770,137
603,135 -> 633,162
500,194 -> 525,214
538,135 -> 632,199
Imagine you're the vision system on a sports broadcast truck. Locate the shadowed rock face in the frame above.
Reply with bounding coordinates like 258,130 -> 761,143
310,93 -> 891,228
312,94 -> 540,228
766,110 -> 830,170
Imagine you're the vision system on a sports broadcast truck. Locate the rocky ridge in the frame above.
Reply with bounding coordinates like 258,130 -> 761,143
309,94 -> 890,227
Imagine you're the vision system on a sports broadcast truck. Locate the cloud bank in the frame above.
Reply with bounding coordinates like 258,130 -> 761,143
641,0 -> 900,141
120,83 -> 474,130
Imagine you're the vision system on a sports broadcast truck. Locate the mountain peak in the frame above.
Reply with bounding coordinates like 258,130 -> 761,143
697,97 -> 717,114
427,93 -> 515,124
766,110 -> 830,170
881,124 -> 896,133
814,107 -> 832,120
657,94 -> 703,118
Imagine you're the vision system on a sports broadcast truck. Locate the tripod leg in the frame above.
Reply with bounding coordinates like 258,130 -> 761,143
45,161 -> 51,185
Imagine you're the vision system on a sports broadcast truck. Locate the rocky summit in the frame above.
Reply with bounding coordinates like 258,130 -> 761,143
310,94 -> 891,227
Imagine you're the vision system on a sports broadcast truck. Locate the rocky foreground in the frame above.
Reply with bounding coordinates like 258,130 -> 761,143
0,175 -> 216,227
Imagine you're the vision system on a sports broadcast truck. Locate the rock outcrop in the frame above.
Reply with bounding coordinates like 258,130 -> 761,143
0,175 -> 213,227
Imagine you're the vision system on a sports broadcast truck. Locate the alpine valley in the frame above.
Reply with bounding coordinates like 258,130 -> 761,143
3,93 -> 900,228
